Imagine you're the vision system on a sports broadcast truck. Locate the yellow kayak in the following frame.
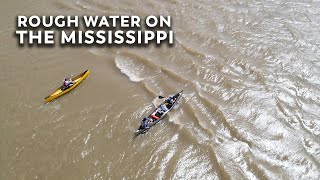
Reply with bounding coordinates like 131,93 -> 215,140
45,70 -> 90,103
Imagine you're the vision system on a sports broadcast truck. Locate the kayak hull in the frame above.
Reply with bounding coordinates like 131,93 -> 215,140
44,70 -> 90,103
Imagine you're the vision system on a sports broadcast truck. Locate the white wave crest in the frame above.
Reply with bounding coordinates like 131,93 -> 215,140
115,56 -> 144,82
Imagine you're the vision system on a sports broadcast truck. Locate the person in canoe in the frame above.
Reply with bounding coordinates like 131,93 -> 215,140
139,117 -> 150,130
163,95 -> 177,109
62,77 -> 74,90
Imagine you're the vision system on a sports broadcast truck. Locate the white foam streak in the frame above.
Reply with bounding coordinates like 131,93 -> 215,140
115,56 -> 144,82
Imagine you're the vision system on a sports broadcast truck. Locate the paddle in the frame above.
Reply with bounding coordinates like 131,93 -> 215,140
158,90 -> 183,99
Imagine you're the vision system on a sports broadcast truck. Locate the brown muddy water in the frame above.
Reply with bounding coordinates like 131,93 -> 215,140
1,0 -> 320,179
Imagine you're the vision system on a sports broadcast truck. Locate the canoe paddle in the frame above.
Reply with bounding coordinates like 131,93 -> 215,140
158,90 -> 183,99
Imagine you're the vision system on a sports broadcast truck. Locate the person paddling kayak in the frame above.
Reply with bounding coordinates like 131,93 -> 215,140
62,77 -> 74,90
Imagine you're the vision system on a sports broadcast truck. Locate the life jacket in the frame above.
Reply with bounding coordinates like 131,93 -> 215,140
64,79 -> 72,87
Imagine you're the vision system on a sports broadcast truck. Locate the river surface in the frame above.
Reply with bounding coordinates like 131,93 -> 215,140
1,0 -> 320,179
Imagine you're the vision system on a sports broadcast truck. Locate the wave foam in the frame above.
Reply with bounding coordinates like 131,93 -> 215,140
115,56 -> 144,82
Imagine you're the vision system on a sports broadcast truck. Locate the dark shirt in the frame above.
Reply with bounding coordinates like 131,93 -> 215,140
141,119 -> 148,129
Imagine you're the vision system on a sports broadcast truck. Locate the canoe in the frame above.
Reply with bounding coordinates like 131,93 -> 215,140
134,90 -> 183,136
45,70 -> 90,103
